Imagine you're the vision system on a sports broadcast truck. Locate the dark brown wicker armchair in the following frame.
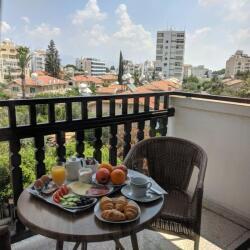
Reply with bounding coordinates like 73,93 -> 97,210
124,137 -> 207,249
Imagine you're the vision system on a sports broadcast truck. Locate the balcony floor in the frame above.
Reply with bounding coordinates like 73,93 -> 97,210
12,208 -> 249,250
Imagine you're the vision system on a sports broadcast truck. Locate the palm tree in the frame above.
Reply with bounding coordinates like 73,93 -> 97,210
17,46 -> 31,98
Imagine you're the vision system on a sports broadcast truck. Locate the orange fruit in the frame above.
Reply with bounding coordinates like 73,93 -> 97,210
99,163 -> 113,174
110,169 -> 126,185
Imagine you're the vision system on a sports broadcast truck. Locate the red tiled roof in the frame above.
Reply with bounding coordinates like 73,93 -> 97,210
72,75 -> 104,84
96,84 -> 124,94
12,76 -> 67,86
97,74 -> 117,81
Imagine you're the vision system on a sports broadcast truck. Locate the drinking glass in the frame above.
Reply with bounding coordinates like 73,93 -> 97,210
51,166 -> 66,186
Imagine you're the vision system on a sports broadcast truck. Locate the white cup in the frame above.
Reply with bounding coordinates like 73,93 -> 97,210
78,168 -> 93,184
130,177 -> 152,197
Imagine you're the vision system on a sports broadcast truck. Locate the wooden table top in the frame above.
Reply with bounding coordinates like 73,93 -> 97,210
17,189 -> 164,242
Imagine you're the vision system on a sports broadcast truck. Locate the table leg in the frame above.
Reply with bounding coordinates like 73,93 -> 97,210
130,233 -> 139,250
56,240 -> 64,250
81,241 -> 87,250
114,238 -> 125,250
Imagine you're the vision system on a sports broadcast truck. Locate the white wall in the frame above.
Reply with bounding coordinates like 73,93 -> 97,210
168,96 -> 250,223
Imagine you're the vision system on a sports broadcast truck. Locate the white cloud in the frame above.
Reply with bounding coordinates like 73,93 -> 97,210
72,0 -> 107,25
83,24 -> 109,46
187,26 -> 211,42
113,4 -> 154,52
26,23 -> 61,38
0,21 -> 11,33
21,16 -> 30,24
199,0 -> 250,22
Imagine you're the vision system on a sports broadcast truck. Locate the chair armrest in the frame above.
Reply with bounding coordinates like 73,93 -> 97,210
0,225 -> 11,250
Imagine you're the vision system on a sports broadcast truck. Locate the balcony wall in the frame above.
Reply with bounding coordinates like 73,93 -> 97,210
168,96 -> 250,226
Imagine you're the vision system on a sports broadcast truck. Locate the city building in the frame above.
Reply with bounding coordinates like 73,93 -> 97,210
70,75 -> 104,88
155,30 -> 185,81
183,64 -> 192,78
123,60 -> 135,74
191,65 -> 211,78
0,39 -> 30,83
8,73 -> 68,97
75,57 -> 106,76
30,49 -> 46,72
225,50 -> 250,78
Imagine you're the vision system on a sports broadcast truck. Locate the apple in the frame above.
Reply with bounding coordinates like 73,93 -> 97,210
114,165 -> 128,177
96,168 -> 110,184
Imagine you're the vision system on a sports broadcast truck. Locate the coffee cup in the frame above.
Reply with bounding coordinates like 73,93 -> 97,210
130,177 -> 152,197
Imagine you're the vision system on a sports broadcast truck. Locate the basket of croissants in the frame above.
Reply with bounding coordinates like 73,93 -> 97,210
96,196 -> 140,222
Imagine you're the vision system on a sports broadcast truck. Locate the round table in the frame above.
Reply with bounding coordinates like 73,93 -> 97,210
17,189 -> 164,250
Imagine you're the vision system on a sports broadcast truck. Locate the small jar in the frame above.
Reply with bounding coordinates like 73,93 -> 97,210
78,168 -> 93,184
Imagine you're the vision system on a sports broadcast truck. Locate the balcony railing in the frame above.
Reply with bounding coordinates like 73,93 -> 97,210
0,90 -> 249,239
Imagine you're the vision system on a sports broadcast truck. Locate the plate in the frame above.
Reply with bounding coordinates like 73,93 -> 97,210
121,185 -> 162,203
68,182 -> 114,197
50,194 -> 97,210
94,201 -> 141,224
92,173 -> 130,187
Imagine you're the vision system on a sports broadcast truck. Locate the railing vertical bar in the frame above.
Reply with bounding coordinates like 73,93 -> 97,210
133,97 -> 139,114
48,103 -> 55,123
81,99 -> 88,120
137,120 -> 145,141
123,122 -> 132,158
34,135 -> 45,178
56,131 -> 66,164
66,101 -> 72,122
160,94 -> 169,136
8,103 -> 16,128
110,98 -> 115,117
144,96 -> 150,112
29,104 -> 37,126
122,98 -> 128,115
109,125 -> 117,165
94,99 -> 103,162
76,131 -> 85,158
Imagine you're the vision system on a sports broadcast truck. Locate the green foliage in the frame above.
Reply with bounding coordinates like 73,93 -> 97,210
235,71 -> 250,81
45,40 -> 61,78
212,68 -> 225,75
65,64 -> 76,70
183,75 -> 199,84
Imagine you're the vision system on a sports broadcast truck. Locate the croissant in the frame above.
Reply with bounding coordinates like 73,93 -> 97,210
114,196 -> 128,212
124,201 -> 138,220
101,209 -> 126,221
100,196 -> 113,211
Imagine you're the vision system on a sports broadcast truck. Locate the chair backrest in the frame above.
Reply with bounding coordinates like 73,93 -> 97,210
124,136 -> 207,191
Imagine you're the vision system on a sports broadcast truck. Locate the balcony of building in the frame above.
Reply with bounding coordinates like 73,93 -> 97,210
0,91 -> 249,249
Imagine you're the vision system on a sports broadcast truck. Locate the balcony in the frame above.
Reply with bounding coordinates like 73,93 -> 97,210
0,91 -> 250,249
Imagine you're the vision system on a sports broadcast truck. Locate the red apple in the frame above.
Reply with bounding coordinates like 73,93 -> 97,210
96,168 -> 110,184
114,165 -> 128,177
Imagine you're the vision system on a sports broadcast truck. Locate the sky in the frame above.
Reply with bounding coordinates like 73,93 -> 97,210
0,0 -> 250,70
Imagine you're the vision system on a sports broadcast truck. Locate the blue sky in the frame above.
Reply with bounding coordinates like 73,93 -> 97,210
1,0 -> 250,70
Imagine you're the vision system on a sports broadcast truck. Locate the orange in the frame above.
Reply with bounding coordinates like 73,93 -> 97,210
110,169 -> 126,185
99,163 -> 113,174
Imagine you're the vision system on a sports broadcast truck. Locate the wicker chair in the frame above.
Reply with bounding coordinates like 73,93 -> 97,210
0,225 -> 11,250
124,136 -> 207,250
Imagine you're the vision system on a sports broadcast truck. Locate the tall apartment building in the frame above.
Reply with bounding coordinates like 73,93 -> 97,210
183,64 -> 192,78
155,30 -> 185,81
31,49 -> 46,72
225,50 -> 250,78
76,57 -> 106,76
0,39 -> 30,83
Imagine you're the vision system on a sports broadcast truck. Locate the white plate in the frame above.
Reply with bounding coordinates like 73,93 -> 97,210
94,200 -> 141,224
92,173 -> 130,187
68,182 -> 114,198
121,185 -> 162,203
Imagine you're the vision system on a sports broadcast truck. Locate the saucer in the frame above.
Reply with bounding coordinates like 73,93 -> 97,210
121,185 -> 162,203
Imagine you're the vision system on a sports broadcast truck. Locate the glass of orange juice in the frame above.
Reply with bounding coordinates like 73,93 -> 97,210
51,165 -> 66,186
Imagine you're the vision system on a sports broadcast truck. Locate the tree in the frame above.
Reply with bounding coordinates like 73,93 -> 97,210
17,46 -> 31,98
110,65 -> 115,71
45,40 -> 61,78
118,51 -> 124,85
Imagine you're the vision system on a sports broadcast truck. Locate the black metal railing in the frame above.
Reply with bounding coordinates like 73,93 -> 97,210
0,90 -> 249,239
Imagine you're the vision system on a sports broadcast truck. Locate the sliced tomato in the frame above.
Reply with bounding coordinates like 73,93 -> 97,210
61,185 -> 69,195
53,193 -> 60,203
57,189 -> 64,198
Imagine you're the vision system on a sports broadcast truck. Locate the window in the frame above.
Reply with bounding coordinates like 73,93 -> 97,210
165,57 -> 168,60
156,56 -> 162,60
165,40 -> 168,43
30,87 -> 36,93
157,44 -> 163,49
157,33 -> 164,37
155,67 -> 162,71
157,39 -> 163,43
12,86 -> 19,92
164,63 -> 168,66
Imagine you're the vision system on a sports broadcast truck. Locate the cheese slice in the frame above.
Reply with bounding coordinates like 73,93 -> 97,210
68,182 -> 92,196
